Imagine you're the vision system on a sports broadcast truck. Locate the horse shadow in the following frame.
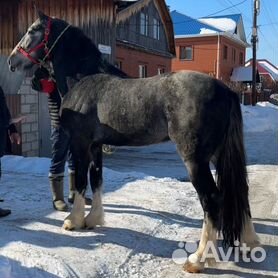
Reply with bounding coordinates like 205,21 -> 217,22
0,255 -> 60,278
205,242 -> 278,276
103,203 -> 202,228
1,202 -> 278,276
0,202 -> 201,259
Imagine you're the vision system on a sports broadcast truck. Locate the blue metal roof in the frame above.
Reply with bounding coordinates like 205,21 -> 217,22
171,10 -> 221,36
200,14 -> 241,24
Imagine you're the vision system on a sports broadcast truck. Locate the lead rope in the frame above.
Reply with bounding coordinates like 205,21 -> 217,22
42,24 -> 71,63
39,24 -> 71,79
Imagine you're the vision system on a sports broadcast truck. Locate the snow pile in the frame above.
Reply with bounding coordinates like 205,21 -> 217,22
0,101 -> 277,278
199,18 -> 236,33
242,102 -> 278,133
200,28 -> 217,34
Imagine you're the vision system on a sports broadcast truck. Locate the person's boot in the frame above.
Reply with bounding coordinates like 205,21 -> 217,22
0,208 -> 11,217
49,175 -> 68,211
68,171 -> 76,204
68,172 -> 92,205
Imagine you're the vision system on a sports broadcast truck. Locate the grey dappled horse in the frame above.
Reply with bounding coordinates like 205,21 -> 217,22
8,11 -> 259,273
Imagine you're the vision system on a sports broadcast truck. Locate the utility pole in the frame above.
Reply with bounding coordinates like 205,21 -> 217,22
251,0 -> 260,106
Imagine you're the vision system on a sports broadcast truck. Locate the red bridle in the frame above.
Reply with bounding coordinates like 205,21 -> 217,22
17,17 -> 52,65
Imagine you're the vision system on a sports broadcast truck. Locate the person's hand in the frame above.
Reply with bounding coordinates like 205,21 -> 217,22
9,133 -> 21,145
31,76 -> 42,91
10,115 -> 26,124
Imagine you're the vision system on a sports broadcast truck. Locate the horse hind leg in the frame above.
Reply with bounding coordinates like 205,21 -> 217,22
180,156 -> 220,272
240,216 -> 260,250
63,139 -> 91,230
85,144 -> 104,228
185,214 -> 217,273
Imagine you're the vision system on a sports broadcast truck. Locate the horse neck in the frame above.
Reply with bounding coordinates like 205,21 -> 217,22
51,25 -> 102,75
50,23 -> 127,78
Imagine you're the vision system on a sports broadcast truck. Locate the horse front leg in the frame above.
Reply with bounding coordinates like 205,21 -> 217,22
85,145 -> 104,228
63,141 -> 90,230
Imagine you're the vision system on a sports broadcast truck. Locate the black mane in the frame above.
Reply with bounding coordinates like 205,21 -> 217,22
49,17 -> 127,95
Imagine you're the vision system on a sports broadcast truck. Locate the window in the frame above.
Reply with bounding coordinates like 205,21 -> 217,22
139,65 -> 147,78
153,18 -> 160,40
223,45 -> 228,60
239,52 -> 244,65
180,46 -> 193,60
115,60 -> 122,70
158,68 -> 165,75
140,12 -> 149,36
232,48 -> 236,63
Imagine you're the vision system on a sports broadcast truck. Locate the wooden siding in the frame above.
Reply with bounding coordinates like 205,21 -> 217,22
0,0 -> 19,56
0,0 -> 116,61
6,94 -> 22,155
116,1 -> 172,57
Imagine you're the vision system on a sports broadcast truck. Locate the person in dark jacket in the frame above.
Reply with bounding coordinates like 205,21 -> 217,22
0,86 -> 21,217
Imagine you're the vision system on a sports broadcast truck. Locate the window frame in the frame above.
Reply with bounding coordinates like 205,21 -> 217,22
140,12 -> 149,36
153,18 -> 160,40
223,45 -> 228,60
139,64 -> 147,78
239,52 -> 244,65
179,45 -> 193,61
158,67 -> 165,75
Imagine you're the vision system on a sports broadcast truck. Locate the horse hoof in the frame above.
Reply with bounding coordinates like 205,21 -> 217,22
183,255 -> 204,273
207,257 -> 216,267
85,210 -> 104,229
183,261 -> 202,273
63,218 -> 85,230
240,239 -> 261,254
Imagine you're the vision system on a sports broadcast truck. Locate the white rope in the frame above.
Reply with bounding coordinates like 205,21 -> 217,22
39,23 -> 71,77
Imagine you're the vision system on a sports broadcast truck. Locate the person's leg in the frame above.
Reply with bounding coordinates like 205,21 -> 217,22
49,126 -> 71,211
0,159 -> 11,217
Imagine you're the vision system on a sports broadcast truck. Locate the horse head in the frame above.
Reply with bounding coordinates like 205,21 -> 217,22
8,10 -> 69,73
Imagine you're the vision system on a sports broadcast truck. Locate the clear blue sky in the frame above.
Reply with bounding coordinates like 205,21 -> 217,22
166,0 -> 278,66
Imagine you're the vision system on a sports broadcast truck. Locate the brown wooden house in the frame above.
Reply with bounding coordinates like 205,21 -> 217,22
0,0 -> 120,157
115,0 -> 176,78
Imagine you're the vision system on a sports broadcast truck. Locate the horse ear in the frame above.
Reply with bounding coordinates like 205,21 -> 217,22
34,6 -> 48,22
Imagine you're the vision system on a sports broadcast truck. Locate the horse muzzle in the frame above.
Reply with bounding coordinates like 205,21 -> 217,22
7,54 -> 17,72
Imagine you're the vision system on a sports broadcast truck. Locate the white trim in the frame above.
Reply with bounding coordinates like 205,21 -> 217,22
216,34 -> 220,79
175,32 -> 250,48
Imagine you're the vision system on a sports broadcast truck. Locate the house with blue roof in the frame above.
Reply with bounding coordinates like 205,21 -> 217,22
171,10 -> 250,82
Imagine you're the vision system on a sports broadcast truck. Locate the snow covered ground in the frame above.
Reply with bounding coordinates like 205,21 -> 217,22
0,102 -> 277,278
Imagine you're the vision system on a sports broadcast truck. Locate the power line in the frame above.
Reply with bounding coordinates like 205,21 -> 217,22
122,0 -> 248,27
261,0 -> 278,37
223,0 -> 253,23
259,22 -> 278,27
204,0 -> 248,17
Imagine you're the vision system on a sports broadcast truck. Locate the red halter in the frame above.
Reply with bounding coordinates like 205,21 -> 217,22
17,18 -> 52,65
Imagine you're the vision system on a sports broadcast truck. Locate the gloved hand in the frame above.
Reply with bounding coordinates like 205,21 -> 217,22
31,67 -> 56,94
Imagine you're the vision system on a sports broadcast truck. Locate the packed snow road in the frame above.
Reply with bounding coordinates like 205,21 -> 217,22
0,103 -> 277,277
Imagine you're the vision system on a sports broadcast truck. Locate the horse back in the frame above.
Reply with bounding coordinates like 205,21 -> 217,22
61,72 -> 236,147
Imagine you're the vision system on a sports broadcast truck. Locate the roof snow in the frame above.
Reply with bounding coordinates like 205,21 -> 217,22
199,17 -> 237,33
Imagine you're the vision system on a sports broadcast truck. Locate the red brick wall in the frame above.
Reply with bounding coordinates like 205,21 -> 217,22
219,36 -> 246,81
116,44 -> 172,78
172,36 -> 218,76
172,35 -> 246,82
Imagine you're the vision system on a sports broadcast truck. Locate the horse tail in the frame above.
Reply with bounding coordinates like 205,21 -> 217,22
216,91 -> 250,246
